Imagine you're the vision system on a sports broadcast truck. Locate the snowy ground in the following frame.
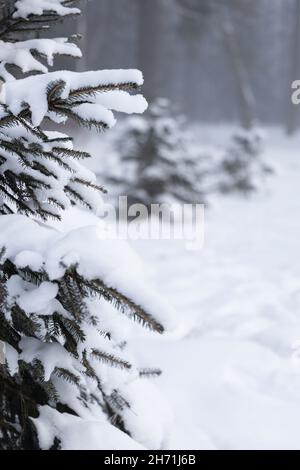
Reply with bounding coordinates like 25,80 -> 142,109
130,131 -> 300,450
68,128 -> 300,450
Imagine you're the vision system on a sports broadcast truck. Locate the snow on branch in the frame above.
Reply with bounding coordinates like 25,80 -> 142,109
2,69 -> 148,127
95,90 -> 149,115
0,70 -> 147,221
0,0 -> 82,81
0,0 -> 80,41
13,0 -> 80,19
0,215 -> 171,333
0,121 -> 106,220
0,37 -> 81,81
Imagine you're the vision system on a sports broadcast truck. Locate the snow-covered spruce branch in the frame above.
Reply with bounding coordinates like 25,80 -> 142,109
0,122 -> 105,220
0,214 -> 169,448
0,38 -> 81,81
0,0 -> 80,80
13,0 -> 80,19
0,72 -> 147,221
3,70 -> 147,127
82,277 -> 165,334
0,0 -> 80,40
0,0 -> 170,451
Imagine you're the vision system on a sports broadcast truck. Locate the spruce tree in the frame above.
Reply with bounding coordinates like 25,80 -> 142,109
104,98 -> 207,206
0,0 -> 167,450
218,130 -> 272,194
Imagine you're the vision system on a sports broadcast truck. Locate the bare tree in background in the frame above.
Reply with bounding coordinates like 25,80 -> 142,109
175,0 -> 256,127
175,0 -> 209,18
138,0 -> 210,110
138,0 -> 163,102
176,0 -> 212,119
213,0 -> 256,130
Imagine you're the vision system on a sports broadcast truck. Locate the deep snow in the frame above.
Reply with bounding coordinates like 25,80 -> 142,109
61,128 -> 300,450
130,130 -> 300,450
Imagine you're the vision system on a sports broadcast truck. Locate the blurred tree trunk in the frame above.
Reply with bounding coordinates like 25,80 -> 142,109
286,0 -> 300,135
214,0 -> 256,130
176,0 -> 212,119
138,0 -> 162,103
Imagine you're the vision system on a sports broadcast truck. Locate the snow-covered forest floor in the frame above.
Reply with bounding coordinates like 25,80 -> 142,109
66,128 -> 300,450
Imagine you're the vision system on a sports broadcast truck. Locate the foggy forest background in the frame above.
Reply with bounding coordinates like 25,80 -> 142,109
53,0 -> 300,134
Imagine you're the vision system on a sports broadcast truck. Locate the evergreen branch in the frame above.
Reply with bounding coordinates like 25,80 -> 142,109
0,366 -> 38,409
81,349 -> 100,382
49,104 -> 109,131
47,197 -> 65,211
138,368 -> 162,378
108,389 -> 130,413
0,1 -> 80,40
66,82 -> 141,101
47,80 -> 66,104
72,177 -> 107,194
54,367 -> 79,385
64,185 -> 93,210
11,305 -> 40,338
0,311 -> 22,353
91,349 -> 132,370
17,266 -> 48,286
53,147 -> 90,160
0,182 -> 36,216
86,278 -> 165,334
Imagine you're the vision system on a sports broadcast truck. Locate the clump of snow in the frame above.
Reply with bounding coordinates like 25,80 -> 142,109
96,90 -> 148,115
0,38 -> 81,80
34,406 -> 145,450
19,337 -> 78,381
0,216 -> 56,258
18,281 -> 58,314
72,103 -> 116,128
120,380 -> 173,449
2,69 -> 145,127
13,0 -> 80,19
0,214 -> 175,331
14,250 -> 44,271
6,344 -> 19,376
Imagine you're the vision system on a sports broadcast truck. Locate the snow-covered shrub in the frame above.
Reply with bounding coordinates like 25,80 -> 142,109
101,122 -> 273,207
218,130 -> 273,194
105,99 -> 208,206
0,1 -> 171,450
